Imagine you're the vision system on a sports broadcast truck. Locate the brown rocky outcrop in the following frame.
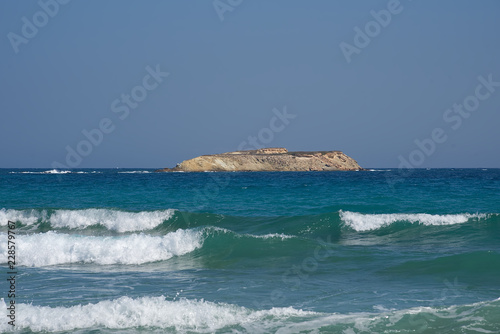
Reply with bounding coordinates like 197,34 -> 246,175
156,148 -> 363,172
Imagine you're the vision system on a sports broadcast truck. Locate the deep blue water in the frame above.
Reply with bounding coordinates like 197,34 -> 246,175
1,168 -> 499,333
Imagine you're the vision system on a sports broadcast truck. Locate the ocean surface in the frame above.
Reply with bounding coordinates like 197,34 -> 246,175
1,168 -> 499,333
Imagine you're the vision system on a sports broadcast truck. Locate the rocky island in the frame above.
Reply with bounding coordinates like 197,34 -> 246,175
156,148 -> 363,172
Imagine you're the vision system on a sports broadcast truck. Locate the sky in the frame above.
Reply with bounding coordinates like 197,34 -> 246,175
1,0 -> 499,168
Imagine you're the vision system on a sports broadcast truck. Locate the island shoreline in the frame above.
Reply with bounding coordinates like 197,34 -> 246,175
155,148 -> 364,172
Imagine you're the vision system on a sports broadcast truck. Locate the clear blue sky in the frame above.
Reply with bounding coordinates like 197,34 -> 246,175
1,0 -> 499,168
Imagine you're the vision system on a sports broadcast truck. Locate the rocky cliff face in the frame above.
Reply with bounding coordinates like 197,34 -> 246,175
156,148 -> 363,172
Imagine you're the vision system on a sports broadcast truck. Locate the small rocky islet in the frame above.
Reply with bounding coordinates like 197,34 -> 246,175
156,148 -> 363,172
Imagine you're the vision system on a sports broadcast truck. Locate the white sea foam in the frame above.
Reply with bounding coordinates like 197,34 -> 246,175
43,169 -> 71,174
208,227 -> 294,241
0,208 -> 48,226
275,298 -> 499,334
117,171 -> 152,173
340,211 -> 488,232
251,233 -> 294,240
49,208 -> 175,232
0,296 -> 497,333
9,170 -> 103,174
0,208 -> 175,232
0,225 -> 294,266
9,170 -> 72,174
0,296 -> 316,332
0,229 -> 202,266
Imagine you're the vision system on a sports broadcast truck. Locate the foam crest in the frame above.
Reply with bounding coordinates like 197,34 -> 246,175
117,170 -> 151,173
9,169 -> 72,174
208,227 -> 294,241
43,169 -> 71,174
251,233 -> 294,240
1,297 -> 498,333
0,297 -> 316,332
9,170 -> 105,174
49,209 -> 175,232
0,208 -> 175,232
276,298 -> 500,333
0,230 -> 202,266
0,208 -> 46,226
340,211 -> 487,231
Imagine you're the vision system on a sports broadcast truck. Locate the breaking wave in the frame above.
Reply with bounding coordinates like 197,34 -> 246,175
0,229 -> 202,266
1,296 -> 498,333
0,208 -> 175,232
339,211 -> 489,232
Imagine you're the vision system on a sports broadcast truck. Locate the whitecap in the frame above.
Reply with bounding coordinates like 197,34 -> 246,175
0,296 -> 316,332
1,296 -> 497,333
339,211 -> 488,232
0,229 -> 202,266
0,208 -> 175,232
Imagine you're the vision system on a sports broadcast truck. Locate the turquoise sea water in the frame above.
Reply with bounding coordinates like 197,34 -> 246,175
1,168 -> 499,333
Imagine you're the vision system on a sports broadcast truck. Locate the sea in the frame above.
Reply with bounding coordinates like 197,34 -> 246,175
0,168 -> 499,333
